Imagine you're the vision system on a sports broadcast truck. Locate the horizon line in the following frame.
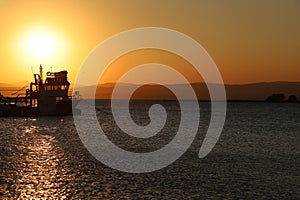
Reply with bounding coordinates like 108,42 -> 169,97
1,80 -> 300,87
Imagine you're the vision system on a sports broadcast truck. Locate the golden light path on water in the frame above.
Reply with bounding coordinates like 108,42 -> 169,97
1,116 -> 114,199
0,118 -> 78,199
12,122 -> 67,199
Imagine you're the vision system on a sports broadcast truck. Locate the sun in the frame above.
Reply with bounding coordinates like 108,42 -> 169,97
26,31 -> 56,58
19,27 -> 60,63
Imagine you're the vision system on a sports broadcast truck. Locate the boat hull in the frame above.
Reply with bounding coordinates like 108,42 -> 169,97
0,100 -> 80,117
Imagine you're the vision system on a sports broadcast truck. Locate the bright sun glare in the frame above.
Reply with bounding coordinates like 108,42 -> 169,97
20,28 -> 59,62
27,32 -> 56,57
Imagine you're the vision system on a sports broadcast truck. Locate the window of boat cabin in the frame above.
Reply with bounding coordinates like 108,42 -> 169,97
56,97 -> 63,102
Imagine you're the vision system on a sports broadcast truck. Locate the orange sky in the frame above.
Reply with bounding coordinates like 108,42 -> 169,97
0,0 -> 299,84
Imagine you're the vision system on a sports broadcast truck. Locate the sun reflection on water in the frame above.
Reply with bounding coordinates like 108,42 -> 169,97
8,122 -> 70,199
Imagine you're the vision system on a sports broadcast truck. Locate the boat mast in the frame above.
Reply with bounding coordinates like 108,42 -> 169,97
39,64 -> 43,83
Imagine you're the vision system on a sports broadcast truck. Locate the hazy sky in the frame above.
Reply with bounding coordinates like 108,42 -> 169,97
0,0 -> 299,84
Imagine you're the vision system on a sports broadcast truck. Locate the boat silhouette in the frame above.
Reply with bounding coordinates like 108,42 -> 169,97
0,65 -> 80,117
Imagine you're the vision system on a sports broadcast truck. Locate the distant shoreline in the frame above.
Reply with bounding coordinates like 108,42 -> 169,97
93,99 -> 299,103
1,81 -> 300,102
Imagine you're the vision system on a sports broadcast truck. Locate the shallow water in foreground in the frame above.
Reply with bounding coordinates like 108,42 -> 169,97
0,102 -> 299,199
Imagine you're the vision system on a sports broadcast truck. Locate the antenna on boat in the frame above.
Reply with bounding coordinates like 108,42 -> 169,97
39,64 -> 43,82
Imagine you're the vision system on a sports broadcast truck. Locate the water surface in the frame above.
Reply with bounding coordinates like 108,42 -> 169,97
0,102 -> 299,199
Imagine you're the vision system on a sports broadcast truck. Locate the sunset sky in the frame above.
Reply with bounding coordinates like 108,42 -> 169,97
0,0 -> 299,84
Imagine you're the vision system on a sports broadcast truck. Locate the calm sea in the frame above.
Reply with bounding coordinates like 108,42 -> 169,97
0,101 -> 299,199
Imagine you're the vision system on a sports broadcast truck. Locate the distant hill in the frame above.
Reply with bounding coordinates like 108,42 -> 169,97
74,81 -> 300,101
1,81 -> 299,100
0,80 -> 30,88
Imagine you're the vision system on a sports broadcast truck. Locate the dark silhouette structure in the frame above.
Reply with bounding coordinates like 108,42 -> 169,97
0,65 -> 80,116
287,95 -> 298,102
266,94 -> 285,102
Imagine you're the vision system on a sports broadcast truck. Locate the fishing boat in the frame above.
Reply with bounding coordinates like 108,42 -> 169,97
0,65 -> 80,117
